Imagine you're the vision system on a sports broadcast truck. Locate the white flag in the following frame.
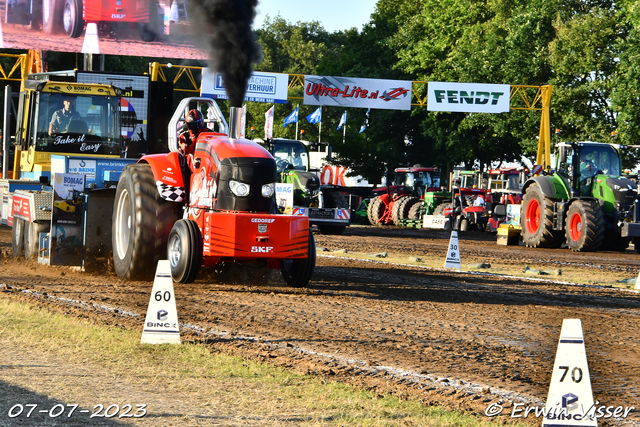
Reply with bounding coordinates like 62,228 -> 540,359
337,111 -> 346,130
264,105 -> 274,139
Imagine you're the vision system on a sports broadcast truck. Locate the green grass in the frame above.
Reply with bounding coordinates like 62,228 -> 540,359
0,296 -> 530,426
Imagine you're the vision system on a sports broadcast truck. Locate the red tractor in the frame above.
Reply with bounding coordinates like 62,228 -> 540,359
367,165 -> 441,226
111,98 -> 315,286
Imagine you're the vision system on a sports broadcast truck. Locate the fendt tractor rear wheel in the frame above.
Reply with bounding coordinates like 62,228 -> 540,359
112,164 -> 181,280
280,230 -> 316,288
520,184 -> 563,248
168,219 -> 202,284
367,197 -> 386,226
565,200 -> 605,252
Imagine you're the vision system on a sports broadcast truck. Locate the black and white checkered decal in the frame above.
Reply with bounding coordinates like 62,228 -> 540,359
156,181 -> 186,202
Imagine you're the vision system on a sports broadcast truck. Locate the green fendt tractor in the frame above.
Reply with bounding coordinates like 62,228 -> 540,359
521,141 -> 640,252
262,138 -> 350,235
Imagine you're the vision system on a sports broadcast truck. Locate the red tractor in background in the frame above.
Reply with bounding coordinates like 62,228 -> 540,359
112,98 -> 315,286
366,165 -> 442,226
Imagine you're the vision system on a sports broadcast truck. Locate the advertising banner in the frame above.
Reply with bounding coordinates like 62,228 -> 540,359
201,68 -> 289,104
427,82 -> 511,113
50,173 -> 85,266
303,75 -> 412,110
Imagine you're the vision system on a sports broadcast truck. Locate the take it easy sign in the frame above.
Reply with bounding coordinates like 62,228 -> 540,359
427,82 -> 510,113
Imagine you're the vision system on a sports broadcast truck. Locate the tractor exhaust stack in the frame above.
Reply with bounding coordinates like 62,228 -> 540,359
228,107 -> 243,139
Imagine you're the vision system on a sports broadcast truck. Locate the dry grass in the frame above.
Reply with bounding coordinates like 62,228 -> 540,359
0,297 -> 529,426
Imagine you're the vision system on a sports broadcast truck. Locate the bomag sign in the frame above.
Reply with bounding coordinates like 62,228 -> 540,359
427,82 -> 510,113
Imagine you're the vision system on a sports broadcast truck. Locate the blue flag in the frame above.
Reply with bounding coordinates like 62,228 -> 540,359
337,111 -> 346,130
283,106 -> 298,128
359,108 -> 370,133
306,107 -> 322,124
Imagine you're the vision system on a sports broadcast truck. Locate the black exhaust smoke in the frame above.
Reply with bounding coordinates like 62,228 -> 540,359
186,0 -> 262,108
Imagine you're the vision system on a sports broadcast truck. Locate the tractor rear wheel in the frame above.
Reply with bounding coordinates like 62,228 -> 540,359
43,0 -> 63,34
367,197 -> 386,226
433,202 -> 451,216
63,0 -> 83,38
565,200 -> 604,251
280,230 -> 316,288
168,219 -> 202,283
408,202 -> 423,220
112,164 -> 181,280
521,184 -> 563,248
392,196 -> 420,225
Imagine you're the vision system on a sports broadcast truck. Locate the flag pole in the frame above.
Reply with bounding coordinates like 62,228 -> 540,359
342,119 -> 346,144
318,110 -> 322,143
295,104 -> 299,140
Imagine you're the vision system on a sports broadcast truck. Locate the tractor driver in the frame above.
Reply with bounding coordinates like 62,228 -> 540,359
49,96 -> 81,135
179,109 -> 205,173
292,146 -> 305,170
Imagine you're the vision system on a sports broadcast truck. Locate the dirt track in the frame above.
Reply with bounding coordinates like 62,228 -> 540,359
1,224 -> 640,425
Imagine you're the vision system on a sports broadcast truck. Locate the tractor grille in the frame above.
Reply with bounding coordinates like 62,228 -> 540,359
606,177 -> 637,211
217,157 -> 276,213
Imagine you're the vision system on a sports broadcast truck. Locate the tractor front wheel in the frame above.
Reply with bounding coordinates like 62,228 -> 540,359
565,200 -> 604,252
168,219 -> 202,283
112,164 -> 181,280
520,184 -> 563,248
280,230 -> 316,288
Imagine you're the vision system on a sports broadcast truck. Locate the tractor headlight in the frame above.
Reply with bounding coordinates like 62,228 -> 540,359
229,180 -> 250,197
262,183 -> 275,198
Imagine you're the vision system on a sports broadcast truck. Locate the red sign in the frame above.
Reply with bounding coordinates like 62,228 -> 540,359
321,165 -> 347,186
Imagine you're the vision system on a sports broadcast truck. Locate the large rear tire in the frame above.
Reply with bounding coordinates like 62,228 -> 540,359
280,230 -> 316,288
63,0 -> 83,38
521,184 -> 563,248
367,197 -> 385,226
392,196 -> 420,225
565,200 -> 604,252
112,164 -> 181,280
168,219 -> 202,284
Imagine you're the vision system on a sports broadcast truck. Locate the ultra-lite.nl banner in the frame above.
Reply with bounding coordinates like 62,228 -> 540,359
303,75 -> 412,110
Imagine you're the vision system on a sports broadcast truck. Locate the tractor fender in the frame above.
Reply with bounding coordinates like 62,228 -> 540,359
522,176 -> 555,198
138,152 -> 187,202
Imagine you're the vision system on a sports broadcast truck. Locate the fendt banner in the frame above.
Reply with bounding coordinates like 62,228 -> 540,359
427,82 -> 510,113
201,68 -> 289,104
303,75 -> 413,110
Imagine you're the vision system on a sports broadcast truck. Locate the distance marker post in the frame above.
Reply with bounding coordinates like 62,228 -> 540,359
140,260 -> 181,345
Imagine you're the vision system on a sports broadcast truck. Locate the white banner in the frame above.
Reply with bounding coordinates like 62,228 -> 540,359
201,68 -> 289,104
264,106 -> 274,139
303,75 -> 412,110
427,82 -> 510,113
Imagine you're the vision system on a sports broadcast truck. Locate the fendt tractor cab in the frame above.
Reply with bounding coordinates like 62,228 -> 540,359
262,138 -> 350,235
521,141 -> 640,251
112,98 -> 316,286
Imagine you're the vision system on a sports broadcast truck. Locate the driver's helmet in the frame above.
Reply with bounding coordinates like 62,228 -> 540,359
186,109 -> 205,133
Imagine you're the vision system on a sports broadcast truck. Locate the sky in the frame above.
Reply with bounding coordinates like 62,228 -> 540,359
253,0 -> 379,33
